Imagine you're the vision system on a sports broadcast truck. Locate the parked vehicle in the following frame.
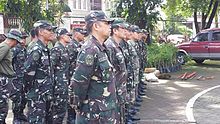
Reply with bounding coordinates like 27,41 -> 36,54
176,28 -> 220,64
167,34 -> 185,44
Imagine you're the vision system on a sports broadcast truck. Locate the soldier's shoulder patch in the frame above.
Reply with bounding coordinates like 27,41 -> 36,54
85,54 -> 94,66
32,51 -> 40,61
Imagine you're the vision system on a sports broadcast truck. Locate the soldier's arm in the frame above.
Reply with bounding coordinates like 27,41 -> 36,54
70,49 -> 95,105
50,47 -> 60,67
24,50 -> 41,84
0,44 -> 10,61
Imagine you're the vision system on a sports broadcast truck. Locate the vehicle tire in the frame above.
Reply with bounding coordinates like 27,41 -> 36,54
194,59 -> 205,64
177,52 -> 186,65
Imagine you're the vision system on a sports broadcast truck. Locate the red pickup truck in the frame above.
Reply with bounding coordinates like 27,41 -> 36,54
176,28 -> 220,64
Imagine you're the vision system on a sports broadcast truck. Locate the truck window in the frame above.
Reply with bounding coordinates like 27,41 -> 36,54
193,33 -> 208,42
212,32 -> 220,41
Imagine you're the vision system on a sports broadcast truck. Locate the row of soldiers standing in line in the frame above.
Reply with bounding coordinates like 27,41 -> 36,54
0,11 -> 149,124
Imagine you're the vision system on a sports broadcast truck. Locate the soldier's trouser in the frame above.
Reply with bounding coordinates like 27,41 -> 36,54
52,95 -> 68,124
0,76 -> 10,123
67,103 -> 76,124
115,103 -> 125,124
11,78 -> 27,115
27,98 -> 52,124
76,109 -> 116,124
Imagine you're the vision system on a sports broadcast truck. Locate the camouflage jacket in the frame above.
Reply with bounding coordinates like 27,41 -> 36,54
51,41 -> 70,95
105,37 -> 127,103
12,44 -> 27,78
24,40 -> 53,101
70,36 -> 117,113
66,39 -> 81,77
127,40 -> 140,85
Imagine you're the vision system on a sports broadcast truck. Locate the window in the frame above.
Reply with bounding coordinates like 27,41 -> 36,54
193,33 -> 208,42
212,32 -> 220,41
83,0 -> 86,9
73,0 -> 77,9
91,0 -> 102,10
78,0 -> 81,9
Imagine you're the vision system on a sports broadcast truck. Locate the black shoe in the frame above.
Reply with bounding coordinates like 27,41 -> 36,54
133,102 -> 141,107
128,115 -> 141,121
130,106 -> 140,112
135,97 -> 143,102
138,91 -> 146,96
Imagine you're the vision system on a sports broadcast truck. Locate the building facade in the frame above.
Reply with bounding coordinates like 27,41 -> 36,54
60,0 -> 117,31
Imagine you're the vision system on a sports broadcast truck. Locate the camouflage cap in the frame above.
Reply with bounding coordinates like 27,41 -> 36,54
21,31 -> 29,39
111,18 -> 126,29
85,11 -> 114,23
6,28 -> 22,43
130,25 -> 142,33
73,28 -> 87,35
33,20 -> 57,30
56,28 -> 72,37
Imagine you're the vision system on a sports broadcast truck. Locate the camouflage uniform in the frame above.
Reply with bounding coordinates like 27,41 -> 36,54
51,41 -> 70,123
11,43 -> 27,121
67,39 -> 81,77
70,36 -> 117,124
24,39 -> 53,123
105,37 -> 127,124
0,29 -> 22,124
66,39 -> 82,124
127,40 -> 140,87
119,40 -> 133,92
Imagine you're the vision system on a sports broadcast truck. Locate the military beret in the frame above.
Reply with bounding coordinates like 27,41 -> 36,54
111,18 -> 126,29
85,11 -> 114,23
129,25 -> 142,33
33,20 -> 57,30
73,28 -> 87,35
6,28 -> 22,43
56,28 -> 72,37
21,32 -> 29,39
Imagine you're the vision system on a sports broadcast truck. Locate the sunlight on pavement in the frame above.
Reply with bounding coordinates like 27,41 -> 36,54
174,81 -> 198,88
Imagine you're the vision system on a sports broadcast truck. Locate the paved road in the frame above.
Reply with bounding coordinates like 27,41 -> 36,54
137,61 -> 220,124
5,61 -> 220,124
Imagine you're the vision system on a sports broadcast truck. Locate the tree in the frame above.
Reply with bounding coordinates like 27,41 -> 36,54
114,0 -> 163,32
0,0 -> 68,32
164,0 -> 219,33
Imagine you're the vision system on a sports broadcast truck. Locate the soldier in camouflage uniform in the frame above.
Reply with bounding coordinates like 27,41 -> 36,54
50,28 -> 71,123
66,27 -> 87,124
11,32 -> 29,123
105,19 -> 128,124
0,29 -> 22,124
24,20 -> 56,124
27,28 -> 38,51
69,11 -> 117,124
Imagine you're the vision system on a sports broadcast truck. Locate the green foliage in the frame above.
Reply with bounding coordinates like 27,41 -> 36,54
1,0 -> 66,32
114,0 -> 163,31
163,0 -> 219,31
147,43 -> 178,67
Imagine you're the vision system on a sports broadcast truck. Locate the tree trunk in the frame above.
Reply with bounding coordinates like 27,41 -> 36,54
194,10 -> 200,33
201,13 -> 206,29
205,1 -> 219,29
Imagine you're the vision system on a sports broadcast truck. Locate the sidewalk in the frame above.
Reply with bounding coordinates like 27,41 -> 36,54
193,87 -> 220,124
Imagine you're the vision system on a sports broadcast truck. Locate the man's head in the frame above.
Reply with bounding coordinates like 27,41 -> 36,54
6,28 -> 22,47
129,25 -> 142,40
85,11 -> 113,40
56,28 -> 72,44
72,28 -> 87,42
111,18 -> 126,40
33,20 -> 56,42
20,32 -> 28,47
